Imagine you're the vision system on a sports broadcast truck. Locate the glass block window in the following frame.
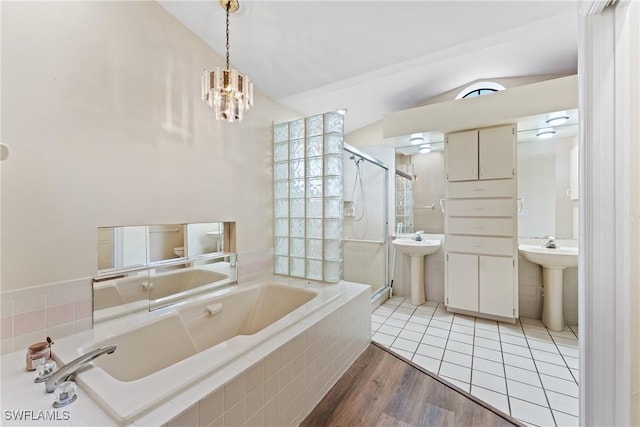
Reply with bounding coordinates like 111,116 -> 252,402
273,113 -> 344,282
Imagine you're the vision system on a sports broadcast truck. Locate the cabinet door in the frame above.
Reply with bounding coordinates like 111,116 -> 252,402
479,256 -> 514,318
446,253 -> 478,312
478,125 -> 515,180
446,130 -> 478,182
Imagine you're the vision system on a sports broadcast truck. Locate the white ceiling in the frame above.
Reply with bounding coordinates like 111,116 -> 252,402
158,1 -> 578,134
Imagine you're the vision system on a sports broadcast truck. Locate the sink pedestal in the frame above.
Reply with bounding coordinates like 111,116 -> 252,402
542,267 -> 565,331
410,256 -> 426,305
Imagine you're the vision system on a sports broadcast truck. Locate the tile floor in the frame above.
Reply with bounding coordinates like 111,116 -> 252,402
371,296 -> 579,427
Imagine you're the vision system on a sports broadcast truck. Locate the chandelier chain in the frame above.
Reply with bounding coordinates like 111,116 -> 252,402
225,1 -> 230,70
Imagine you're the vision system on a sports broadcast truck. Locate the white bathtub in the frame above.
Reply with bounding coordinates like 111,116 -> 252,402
54,282 -> 341,424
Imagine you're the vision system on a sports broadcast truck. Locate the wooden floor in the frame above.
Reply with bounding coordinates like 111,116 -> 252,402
301,343 -> 524,427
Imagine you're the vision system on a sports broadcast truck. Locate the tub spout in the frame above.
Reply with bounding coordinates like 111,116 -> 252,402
45,344 -> 117,393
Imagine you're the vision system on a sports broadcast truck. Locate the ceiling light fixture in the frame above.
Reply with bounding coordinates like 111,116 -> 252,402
536,129 -> 556,139
201,0 -> 253,122
410,134 -> 424,145
546,116 -> 570,126
419,145 -> 431,154
336,108 -> 348,115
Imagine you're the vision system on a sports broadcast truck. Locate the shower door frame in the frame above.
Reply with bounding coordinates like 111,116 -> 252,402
343,143 -> 390,301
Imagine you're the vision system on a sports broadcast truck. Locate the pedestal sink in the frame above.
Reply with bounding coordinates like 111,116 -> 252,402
519,244 -> 578,331
392,238 -> 441,305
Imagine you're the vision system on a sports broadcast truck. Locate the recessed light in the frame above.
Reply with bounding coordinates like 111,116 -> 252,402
536,129 -> 556,139
336,108 -> 347,115
419,145 -> 431,154
546,116 -> 569,126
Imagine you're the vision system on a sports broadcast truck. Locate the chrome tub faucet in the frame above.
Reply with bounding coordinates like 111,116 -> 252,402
45,344 -> 117,393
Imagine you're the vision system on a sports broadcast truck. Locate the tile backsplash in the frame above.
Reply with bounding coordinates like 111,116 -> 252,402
0,278 -> 93,356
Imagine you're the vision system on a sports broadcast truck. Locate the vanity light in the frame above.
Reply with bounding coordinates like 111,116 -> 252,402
419,145 -> 431,154
536,129 -> 556,139
201,0 -> 253,122
410,134 -> 424,145
546,116 -> 570,126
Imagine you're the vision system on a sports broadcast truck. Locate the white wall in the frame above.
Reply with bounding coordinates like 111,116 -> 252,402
0,1 -> 300,291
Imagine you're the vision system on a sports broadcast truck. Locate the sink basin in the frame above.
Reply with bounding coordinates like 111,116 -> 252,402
392,238 -> 441,257
392,238 -> 441,305
518,244 -> 578,331
518,245 -> 578,269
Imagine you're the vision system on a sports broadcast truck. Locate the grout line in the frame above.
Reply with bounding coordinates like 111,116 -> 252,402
496,318 -> 513,418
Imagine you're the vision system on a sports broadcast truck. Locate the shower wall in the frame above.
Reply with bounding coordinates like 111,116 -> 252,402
343,146 -> 390,293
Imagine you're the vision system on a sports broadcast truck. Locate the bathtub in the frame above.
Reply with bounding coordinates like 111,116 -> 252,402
53,281 -> 341,424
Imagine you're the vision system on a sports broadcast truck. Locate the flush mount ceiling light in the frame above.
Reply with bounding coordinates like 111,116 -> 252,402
201,0 -> 253,122
419,145 -> 431,154
546,116 -> 570,126
410,133 -> 424,145
536,129 -> 556,139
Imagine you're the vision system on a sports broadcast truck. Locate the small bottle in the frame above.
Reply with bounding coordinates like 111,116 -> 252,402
26,337 -> 53,371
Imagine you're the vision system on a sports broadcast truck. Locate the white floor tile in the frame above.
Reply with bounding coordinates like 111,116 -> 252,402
539,374 -> 579,398
446,340 -> 473,355
471,370 -> 507,394
570,369 -> 579,383
398,329 -> 423,343
472,357 -> 505,377
473,346 -> 503,363
535,360 -> 574,382
421,334 -> 447,348
449,331 -> 474,344
522,323 -> 550,335
504,365 -> 542,387
425,326 -> 450,339
430,319 -> 453,331
443,350 -> 472,368
520,317 -> 544,326
450,324 -> 475,336
553,410 -> 580,427
411,354 -> 440,373
440,376 -> 470,393
509,397 -> 554,427
563,356 -> 579,370
439,361 -> 471,383
474,337 -> 502,351
527,338 -> 559,353
470,385 -> 510,415
377,324 -> 401,337
374,307 -> 394,317
431,312 -> 454,322
548,328 -> 578,340
416,343 -> 445,360
371,321 -> 382,331
452,314 -> 475,326
371,314 -> 388,323
530,349 -> 567,367
408,315 -> 431,326
525,331 -> 554,343
395,306 -> 416,315
371,332 -> 395,347
404,322 -> 427,333
501,342 -> 532,358
557,345 -> 579,359
391,337 -> 419,353
385,318 -> 407,328
500,333 -> 528,347
390,348 -> 414,361
502,352 -> 537,372
475,328 -> 500,342
499,324 -> 525,337
551,336 -> 579,347
546,390 -> 579,417
390,312 -> 411,322
475,319 -> 499,332
506,379 -> 547,407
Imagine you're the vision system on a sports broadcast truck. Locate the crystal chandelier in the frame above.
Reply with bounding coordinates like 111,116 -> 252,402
201,0 -> 253,122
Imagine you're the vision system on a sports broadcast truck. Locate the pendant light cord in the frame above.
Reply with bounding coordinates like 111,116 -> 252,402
225,1 -> 230,70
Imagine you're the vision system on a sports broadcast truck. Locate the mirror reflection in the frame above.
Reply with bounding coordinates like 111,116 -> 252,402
94,222 -> 236,324
392,109 -> 579,239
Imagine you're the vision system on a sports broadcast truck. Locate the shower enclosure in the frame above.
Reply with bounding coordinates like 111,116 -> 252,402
342,144 -> 390,299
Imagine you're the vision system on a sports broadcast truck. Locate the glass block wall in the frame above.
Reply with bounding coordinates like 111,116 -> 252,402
273,112 -> 344,282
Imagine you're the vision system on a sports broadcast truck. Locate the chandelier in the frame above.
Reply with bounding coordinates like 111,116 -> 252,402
201,0 -> 253,122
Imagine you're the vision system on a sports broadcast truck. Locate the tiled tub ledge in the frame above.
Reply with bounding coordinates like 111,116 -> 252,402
0,276 -> 371,426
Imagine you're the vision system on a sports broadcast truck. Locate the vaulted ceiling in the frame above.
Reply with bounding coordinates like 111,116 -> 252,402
158,1 -> 578,133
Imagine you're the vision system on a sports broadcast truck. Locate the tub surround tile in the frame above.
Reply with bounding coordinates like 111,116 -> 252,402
13,309 -> 45,336
198,389 -> 224,427
167,405 -> 198,427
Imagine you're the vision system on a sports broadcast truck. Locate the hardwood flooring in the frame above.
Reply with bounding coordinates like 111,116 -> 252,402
301,343 -> 524,427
